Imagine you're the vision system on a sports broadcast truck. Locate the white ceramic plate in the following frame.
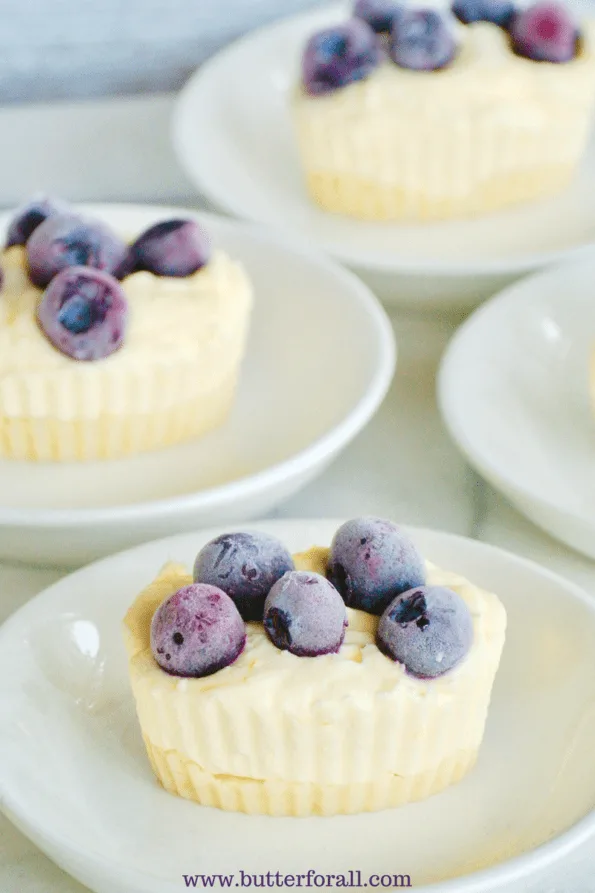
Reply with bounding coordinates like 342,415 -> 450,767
172,2 -> 595,311
0,205 -> 394,567
2,519 -> 595,893
438,257 -> 595,559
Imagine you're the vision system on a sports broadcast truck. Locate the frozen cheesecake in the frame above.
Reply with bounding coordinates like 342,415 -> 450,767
291,0 -> 595,221
123,519 -> 507,817
0,197 -> 252,461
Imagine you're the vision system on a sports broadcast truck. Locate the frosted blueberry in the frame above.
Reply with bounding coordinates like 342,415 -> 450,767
27,213 -> 128,287
354,0 -> 403,33
390,8 -> 457,70
328,517 -> 426,615
452,0 -> 515,27
36,266 -> 128,361
128,219 -> 210,277
302,19 -> 381,95
151,583 -> 246,678
264,570 -> 347,657
194,532 -> 294,621
377,585 -> 473,677
6,195 -> 69,248
510,1 -> 578,62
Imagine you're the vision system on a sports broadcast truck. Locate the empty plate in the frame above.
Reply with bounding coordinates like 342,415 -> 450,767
439,256 -> 595,559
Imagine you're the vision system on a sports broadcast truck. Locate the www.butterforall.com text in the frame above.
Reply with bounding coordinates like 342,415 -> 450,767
183,869 -> 413,888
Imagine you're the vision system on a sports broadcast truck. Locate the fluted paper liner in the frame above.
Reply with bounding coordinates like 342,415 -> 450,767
143,737 -> 478,816
0,371 -> 239,461
123,552 -> 507,817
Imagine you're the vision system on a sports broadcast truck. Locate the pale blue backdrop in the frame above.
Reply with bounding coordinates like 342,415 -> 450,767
0,0 -> 327,103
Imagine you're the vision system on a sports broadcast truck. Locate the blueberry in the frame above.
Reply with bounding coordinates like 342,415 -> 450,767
113,249 -> 137,281
26,213 -> 128,288
377,585 -> 473,678
510,1 -> 578,62
302,19 -> 381,96
193,532 -> 294,622
5,195 -> 68,249
151,583 -> 246,678
264,571 -> 347,657
452,0 -> 515,27
328,517 -> 426,615
390,8 -> 458,70
353,0 -> 403,33
36,266 -> 128,361
128,219 -> 210,277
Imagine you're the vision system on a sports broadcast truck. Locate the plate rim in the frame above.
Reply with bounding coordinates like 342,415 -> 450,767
437,256 -> 595,532
1,519 -> 595,893
171,4 -> 595,278
0,202 -> 395,527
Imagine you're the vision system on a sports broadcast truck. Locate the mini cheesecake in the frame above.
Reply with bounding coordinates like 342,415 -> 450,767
123,526 -> 507,817
0,201 -> 252,461
292,3 -> 595,221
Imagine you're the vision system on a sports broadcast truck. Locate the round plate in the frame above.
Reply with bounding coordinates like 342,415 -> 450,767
0,205 -> 394,567
2,520 -> 595,893
438,257 -> 595,559
172,2 -> 595,310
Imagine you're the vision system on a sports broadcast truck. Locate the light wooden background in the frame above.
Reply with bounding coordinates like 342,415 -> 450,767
0,0 -> 326,103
